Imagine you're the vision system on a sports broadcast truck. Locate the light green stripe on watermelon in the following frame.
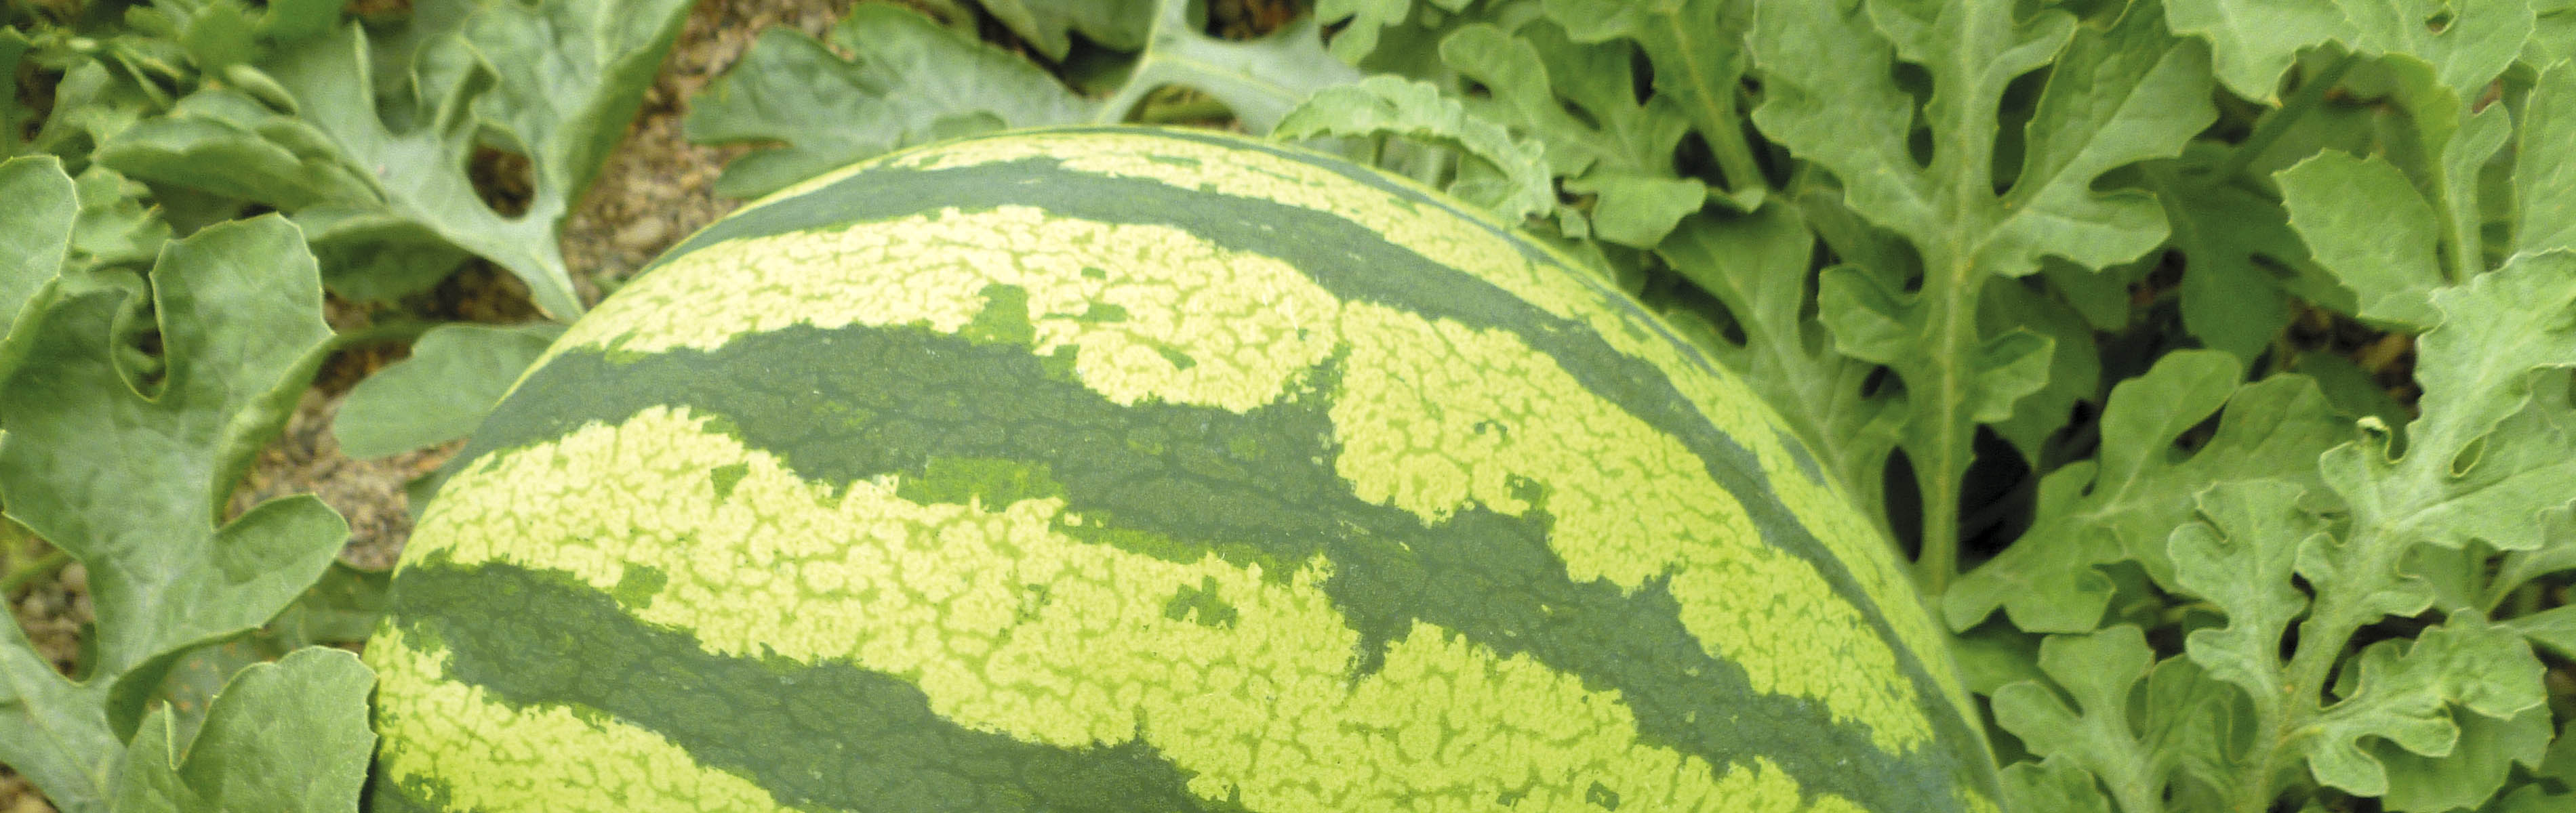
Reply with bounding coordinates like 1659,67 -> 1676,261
367,626 -> 795,813
407,405 -> 1867,813
611,128 -> 1962,732
550,205 -> 1929,753
560,206 -> 1340,412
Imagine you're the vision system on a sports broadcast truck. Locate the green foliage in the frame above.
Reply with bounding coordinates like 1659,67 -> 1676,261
686,0 -> 1359,199
1945,353 -> 2343,633
11,0 -> 693,319
683,3 -> 1092,199
1051,1 -> 2571,810
10,0 -> 2576,810
1,1 -> 696,808
0,157 -> 364,813
1091,0 -> 1361,131
1270,75 -> 1555,223
333,322 -> 564,459
114,648 -> 373,813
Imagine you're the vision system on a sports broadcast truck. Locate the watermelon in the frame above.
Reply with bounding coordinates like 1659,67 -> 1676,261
363,126 -> 2001,812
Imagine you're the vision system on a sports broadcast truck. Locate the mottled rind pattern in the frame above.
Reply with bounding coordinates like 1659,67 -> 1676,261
367,127 -> 2000,813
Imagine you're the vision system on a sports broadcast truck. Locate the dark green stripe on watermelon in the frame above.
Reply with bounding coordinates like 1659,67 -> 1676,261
417,321 -> 1986,812
374,557 -> 1253,813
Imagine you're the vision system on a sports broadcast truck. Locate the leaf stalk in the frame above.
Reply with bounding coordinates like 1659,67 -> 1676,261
2213,54 -> 2358,182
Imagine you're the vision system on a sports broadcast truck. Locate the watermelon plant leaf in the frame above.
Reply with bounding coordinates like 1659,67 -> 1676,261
1990,628 -> 2242,810
138,562 -> 390,749
333,321 -> 565,459
112,647 -> 373,813
2505,596 -> 2576,660
2493,506 -> 2576,606
1975,276 -> 2101,461
0,156 -> 77,351
2169,0 -> 2533,102
684,3 -> 1093,199
66,166 -> 176,273
1750,0 -> 2215,588
2184,254 -> 2576,809
1945,351 -> 2346,631
1990,625 -> 2167,813
0,620 -> 121,813
456,0 -> 689,207
1966,327 -> 2053,423
2146,655 -> 2253,807
0,156 -> 118,810
1272,75 -> 1555,225
1657,207 -> 1904,518
2318,252 -> 2576,558
2497,718 -> 2576,813
697,0 -> 1357,198
1998,757 -> 2115,813
2,26 -> 35,155
1094,0 -> 1364,133
94,0 -> 694,318
2146,150 -> 2329,363
2170,480 -> 2322,715
1539,0 -> 1766,209
2158,0 -> 2348,103
971,0 -> 1152,60
1564,172 -> 1706,249
2516,62 -> 2576,255
2370,705 -> 2551,813
1315,0 -> 1419,62
89,87 -> 377,210
0,215 -> 349,810
0,155 -> 96,802
2300,614 -> 2546,797
2440,98 -> 2512,260
1814,263 -> 1916,365
2531,0 -> 2576,66
1438,20 -> 1698,243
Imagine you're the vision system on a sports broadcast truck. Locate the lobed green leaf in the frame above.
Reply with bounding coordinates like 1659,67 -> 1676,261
1095,0 -> 1363,133
2171,480 -> 2324,714
973,0 -> 1152,60
2516,62 -> 2576,255
0,215 -> 348,812
1750,0 -> 2215,587
1946,351 -> 2344,632
1270,75 -> 1555,225
112,648 -> 373,813
2170,0 -> 2532,103
2301,613 -> 2545,796
684,3 -> 1091,199
333,322 -> 564,459
94,0 -> 694,319
1658,206 -> 1904,519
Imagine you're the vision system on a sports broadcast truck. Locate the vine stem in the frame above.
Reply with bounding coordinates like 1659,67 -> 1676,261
1909,0 -> 2011,594
2213,54 -> 2360,181
1634,4 -> 1771,207
1910,253 -> 1984,595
